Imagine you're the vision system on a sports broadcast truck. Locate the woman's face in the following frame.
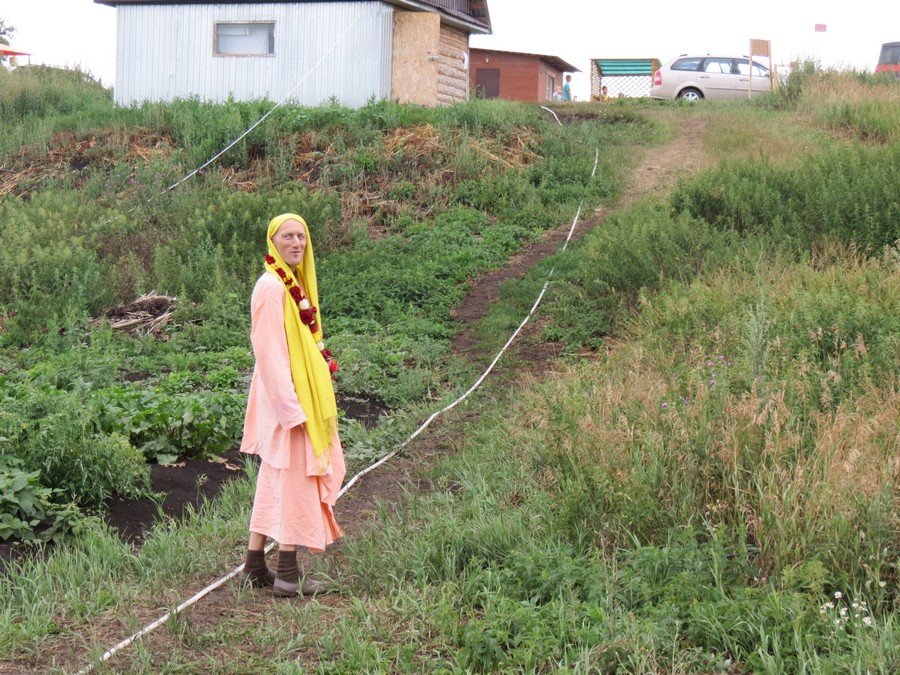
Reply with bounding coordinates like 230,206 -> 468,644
273,218 -> 307,269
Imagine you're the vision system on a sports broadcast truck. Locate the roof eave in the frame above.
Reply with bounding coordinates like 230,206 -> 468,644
93,0 -> 493,33
384,0 -> 491,34
470,47 -> 579,73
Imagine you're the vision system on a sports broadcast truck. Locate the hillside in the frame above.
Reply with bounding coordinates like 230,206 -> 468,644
1,66 -> 898,672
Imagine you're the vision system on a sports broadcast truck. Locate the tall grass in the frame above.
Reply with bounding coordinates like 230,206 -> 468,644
321,246 -> 898,672
790,68 -> 900,143
0,65 -> 113,154
669,143 -> 900,250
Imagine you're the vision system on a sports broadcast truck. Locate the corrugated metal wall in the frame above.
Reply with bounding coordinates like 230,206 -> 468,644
114,2 -> 393,107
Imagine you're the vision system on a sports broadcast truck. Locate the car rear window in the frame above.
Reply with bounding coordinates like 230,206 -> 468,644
703,58 -> 734,74
879,42 -> 900,65
735,59 -> 769,76
672,57 -> 703,71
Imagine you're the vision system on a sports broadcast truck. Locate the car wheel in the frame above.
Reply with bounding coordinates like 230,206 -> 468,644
678,88 -> 703,102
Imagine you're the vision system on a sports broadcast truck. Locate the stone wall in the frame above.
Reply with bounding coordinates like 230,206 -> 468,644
436,25 -> 469,105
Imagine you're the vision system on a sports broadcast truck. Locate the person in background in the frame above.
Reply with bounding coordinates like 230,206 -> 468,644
552,87 -> 563,101
563,74 -> 573,101
239,213 -> 345,597
600,85 -> 609,101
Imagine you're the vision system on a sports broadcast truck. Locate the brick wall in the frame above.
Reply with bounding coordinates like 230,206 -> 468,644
469,49 -> 563,102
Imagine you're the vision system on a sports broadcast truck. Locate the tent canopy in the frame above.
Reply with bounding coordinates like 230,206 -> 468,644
0,45 -> 31,56
593,58 -> 659,75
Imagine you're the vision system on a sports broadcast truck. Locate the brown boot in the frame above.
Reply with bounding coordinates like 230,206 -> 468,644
239,549 -> 275,588
273,551 -> 331,596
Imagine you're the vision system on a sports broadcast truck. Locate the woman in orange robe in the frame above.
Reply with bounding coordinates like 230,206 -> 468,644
239,213 -> 345,596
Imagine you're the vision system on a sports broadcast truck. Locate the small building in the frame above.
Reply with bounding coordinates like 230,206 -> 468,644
590,58 -> 660,99
469,48 -> 578,102
94,0 -> 492,107
0,44 -> 31,67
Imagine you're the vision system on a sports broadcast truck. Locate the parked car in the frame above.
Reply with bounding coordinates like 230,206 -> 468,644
650,54 -> 772,101
875,42 -> 900,78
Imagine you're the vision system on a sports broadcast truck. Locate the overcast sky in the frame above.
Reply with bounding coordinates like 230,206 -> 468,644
3,0 -> 898,99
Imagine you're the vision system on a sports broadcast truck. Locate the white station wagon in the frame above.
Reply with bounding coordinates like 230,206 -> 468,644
650,54 -> 772,101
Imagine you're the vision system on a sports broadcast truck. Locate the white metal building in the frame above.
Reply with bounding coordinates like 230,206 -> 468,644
94,0 -> 492,107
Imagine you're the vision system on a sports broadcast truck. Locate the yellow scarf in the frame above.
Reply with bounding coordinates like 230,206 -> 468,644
264,213 -> 337,469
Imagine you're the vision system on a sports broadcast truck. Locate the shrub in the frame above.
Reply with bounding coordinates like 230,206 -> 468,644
91,384 -> 246,464
0,455 -> 87,543
0,384 -> 150,508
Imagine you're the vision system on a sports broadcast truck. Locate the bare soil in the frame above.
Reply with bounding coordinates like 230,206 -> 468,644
2,108 -> 713,673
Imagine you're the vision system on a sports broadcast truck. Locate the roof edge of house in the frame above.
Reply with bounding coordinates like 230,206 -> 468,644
93,0 -> 493,34
470,47 -> 580,73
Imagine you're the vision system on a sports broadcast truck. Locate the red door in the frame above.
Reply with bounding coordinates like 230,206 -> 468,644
475,68 -> 500,98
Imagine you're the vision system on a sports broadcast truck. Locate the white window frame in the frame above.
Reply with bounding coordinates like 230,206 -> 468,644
213,21 -> 275,57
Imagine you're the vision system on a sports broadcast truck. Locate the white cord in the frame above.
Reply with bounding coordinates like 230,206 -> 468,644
86,16 -> 362,234
539,105 -> 562,126
344,146 -> 599,492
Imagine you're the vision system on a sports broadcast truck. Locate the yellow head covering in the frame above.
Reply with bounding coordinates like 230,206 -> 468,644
265,213 -> 337,469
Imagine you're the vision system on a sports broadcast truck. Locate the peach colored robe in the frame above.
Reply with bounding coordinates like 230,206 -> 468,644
240,273 -> 345,551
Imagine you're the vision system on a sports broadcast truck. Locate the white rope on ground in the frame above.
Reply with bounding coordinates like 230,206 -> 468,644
76,569 -> 244,675
341,145 -> 599,493
77,140 -> 600,675
74,18 -> 365,674
539,105 -> 562,126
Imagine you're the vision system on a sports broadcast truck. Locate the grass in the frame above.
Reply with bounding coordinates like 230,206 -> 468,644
0,66 -> 898,672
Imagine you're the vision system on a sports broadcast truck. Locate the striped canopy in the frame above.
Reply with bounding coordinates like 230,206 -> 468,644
593,59 -> 658,75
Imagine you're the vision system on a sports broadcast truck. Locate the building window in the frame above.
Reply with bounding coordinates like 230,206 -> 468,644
214,22 -> 275,56
547,75 -> 555,100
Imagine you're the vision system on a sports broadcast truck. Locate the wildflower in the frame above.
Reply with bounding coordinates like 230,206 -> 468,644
661,402 -> 668,408
863,616 -> 873,626
879,581 -> 886,588
834,591 -> 843,600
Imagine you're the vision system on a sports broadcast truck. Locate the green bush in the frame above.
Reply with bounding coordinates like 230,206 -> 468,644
0,455 -> 87,543
92,384 -> 246,464
538,204 -> 732,348
0,384 -> 150,507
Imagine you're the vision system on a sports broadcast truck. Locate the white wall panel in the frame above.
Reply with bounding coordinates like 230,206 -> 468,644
114,2 -> 393,107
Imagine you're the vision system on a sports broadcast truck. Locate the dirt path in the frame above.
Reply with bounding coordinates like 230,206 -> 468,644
344,110 -> 713,520
451,109 -> 712,355
30,110 -> 715,673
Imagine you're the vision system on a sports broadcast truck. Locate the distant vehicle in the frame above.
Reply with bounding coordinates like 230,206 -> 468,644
650,54 -> 771,101
875,42 -> 900,78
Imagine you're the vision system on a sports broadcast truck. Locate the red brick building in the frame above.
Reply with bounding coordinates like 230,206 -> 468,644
470,48 -> 579,102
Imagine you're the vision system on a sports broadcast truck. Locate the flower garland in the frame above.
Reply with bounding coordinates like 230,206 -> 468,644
266,255 -> 339,374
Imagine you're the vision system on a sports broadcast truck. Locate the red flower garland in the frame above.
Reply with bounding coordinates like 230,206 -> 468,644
266,254 -> 338,374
